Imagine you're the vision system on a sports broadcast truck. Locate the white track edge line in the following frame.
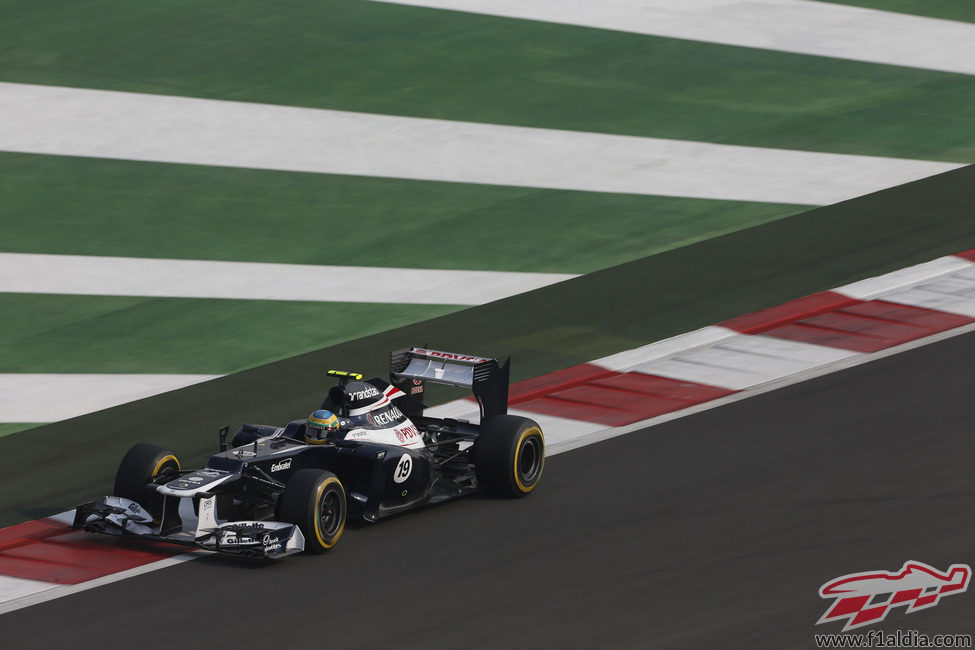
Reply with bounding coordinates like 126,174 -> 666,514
833,255 -> 975,300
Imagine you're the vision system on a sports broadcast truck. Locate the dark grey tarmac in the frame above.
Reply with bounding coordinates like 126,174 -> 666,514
3,332 -> 974,649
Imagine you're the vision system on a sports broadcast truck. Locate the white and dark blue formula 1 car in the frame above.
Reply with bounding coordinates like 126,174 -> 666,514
72,347 -> 545,559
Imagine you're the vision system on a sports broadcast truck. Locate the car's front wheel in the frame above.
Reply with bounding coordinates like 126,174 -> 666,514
114,442 -> 181,519
278,469 -> 347,553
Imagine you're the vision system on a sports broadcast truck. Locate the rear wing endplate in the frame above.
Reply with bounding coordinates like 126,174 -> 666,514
390,347 -> 510,419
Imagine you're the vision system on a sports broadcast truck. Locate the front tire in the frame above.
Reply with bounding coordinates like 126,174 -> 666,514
114,442 -> 180,518
474,415 -> 545,497
278,469 -> 347,553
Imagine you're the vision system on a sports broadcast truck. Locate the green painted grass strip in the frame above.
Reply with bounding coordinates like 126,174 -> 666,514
0,294 -> 460,374
0,153 -> 806,275
0,424 -> 42,438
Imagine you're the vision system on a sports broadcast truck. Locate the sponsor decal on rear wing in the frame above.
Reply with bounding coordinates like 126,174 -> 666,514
409,348 -> 493,365
394,347 -> 492,388
389,347 -> 510,419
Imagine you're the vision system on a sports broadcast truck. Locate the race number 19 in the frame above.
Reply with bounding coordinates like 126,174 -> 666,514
393,454 -> 412,484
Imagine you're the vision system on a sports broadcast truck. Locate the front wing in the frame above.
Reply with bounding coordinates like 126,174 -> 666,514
73,496 -> 305,560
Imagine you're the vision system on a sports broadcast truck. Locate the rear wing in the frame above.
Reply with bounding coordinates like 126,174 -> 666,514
390,347 -> 510,419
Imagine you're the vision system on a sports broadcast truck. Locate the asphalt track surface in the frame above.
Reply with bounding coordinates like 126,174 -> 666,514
3,332 -> 974,648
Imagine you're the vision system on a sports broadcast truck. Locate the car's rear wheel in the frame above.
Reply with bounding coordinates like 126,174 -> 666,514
114,442 -> 181,519
278,469 -> 346,553
474,415 -> 545,497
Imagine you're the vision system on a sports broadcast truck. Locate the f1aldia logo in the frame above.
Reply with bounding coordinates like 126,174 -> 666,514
817,561 -> 971,631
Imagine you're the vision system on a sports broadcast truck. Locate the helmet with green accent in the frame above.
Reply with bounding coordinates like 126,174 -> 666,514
306,409 -> 340,444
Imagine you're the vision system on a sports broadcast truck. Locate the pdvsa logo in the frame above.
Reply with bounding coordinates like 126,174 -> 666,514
817,561 -> 970,631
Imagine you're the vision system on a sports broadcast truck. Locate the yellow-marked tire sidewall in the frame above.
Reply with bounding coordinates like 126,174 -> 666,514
152,454 -> 180,478
512,427 -> 545,495
313,476 -> 346,550
476,415 -> 546,498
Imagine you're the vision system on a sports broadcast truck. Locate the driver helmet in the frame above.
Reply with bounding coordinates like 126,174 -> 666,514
306,409 -> 340,444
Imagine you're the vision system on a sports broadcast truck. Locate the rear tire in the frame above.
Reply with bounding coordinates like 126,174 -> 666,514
278,469 -> 347,553
114,442 -> 180,518
474,415 -> 545,497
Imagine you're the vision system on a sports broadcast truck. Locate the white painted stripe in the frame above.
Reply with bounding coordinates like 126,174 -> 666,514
873,273 -> 975,318
47,511 -> 76,526
887,288 -> 975,319
630,334 -> 857,390
373,0 -> 975,76
591,326 -> 737,371
0,374 -> 219,422
509,410 -> 605,448
0,575 -> 60,604
0,253 -> 576,304
424,400 -> 603,448
0,83 -> 960,205
834,256 -> 975,300
595,326 -> 859,390
424,399 -> 481,422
